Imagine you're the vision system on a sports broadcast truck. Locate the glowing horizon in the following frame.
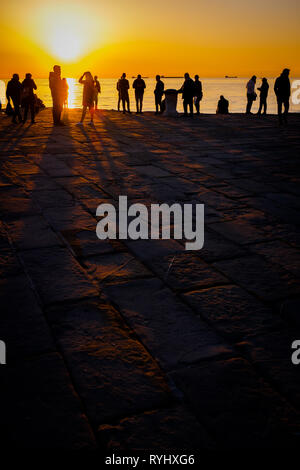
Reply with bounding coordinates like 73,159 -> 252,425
0,0 -> 299,78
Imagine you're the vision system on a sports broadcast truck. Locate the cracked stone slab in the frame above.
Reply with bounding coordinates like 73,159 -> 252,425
84,252 -> 152,285
51,303 -> 171,424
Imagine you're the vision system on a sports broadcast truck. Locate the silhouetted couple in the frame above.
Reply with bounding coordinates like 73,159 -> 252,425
6,73 -> 37,124
179,73 -> 203,116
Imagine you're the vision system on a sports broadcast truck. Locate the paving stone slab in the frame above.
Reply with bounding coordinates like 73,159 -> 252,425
0,275 -> 55,359
237,330 -> 300,407
19,246 -> 98,305
148,251 -> 229,291
98,405 -> 214,451
52,307 -> 171,424
171,357 -> 300,448
84,252 -> 152,285
214,255 -> 299,301
104,278 -> 231,370
0,353 -> 97,448
5,215 -> 62,250
183,285 -> 283,342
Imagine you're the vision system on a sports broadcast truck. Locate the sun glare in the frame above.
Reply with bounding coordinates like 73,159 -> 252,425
50,29 -> 82,61
34,4 -> 101,63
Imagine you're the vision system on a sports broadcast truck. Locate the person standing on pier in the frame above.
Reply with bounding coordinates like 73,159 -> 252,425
93,76 -> 101,110
6,74 -> 22,124
76,71 -> 95,126
21,73 -> 37,124
179,73 -> 195,117
257,78 -> 269,115
49,65 -> 64,125
274,68 -> 291,125
118,73 -> 131,114
133,74 -> 146,114
194,75 -> 203,115
246,75 -> 257,114
154,75 -> 164,114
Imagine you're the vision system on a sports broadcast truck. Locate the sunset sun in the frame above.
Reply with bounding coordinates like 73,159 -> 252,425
50,27 -> 83,61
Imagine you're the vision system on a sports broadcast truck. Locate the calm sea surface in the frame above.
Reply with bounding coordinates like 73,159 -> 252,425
1,77 -> 299,114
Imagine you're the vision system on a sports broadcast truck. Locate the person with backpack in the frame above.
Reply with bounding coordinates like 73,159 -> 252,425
21,73 -> 37,124
6,73 -> 22,124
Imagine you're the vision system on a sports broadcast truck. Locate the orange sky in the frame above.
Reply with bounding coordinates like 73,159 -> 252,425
0,0 -> 299,78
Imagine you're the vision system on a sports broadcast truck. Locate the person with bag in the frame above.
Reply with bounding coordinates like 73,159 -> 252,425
21,73 -> 37,124
246,75 -> 257,114
194,75 -> 203,115
6,74 -> 22,124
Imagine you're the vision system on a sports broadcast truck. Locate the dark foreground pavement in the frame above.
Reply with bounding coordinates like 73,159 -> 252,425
0,109 -> 299,449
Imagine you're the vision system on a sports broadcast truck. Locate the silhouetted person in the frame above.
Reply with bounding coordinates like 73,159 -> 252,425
21,73 -> 37,124
274,68 -> 291,125
116,76 -> 122,111
154,75 -> 164,114
49,65 -> 64,125
246,75 -> 257,114
118,73 -> 130,114
6,73 -> 22,124
194,75 -> 203,115
61,78 -> 69,108
179,73 -> 195,116
257,78 -> 269,115
216,95 -> 229,114
76,71 -> 95,125
133,74 -> 146,113
94,75 -> 101,110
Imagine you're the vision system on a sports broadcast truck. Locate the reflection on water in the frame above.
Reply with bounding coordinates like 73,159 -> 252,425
1,77 -> 299,114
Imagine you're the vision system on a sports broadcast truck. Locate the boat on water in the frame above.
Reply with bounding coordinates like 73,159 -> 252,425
225,75 -> 238,78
